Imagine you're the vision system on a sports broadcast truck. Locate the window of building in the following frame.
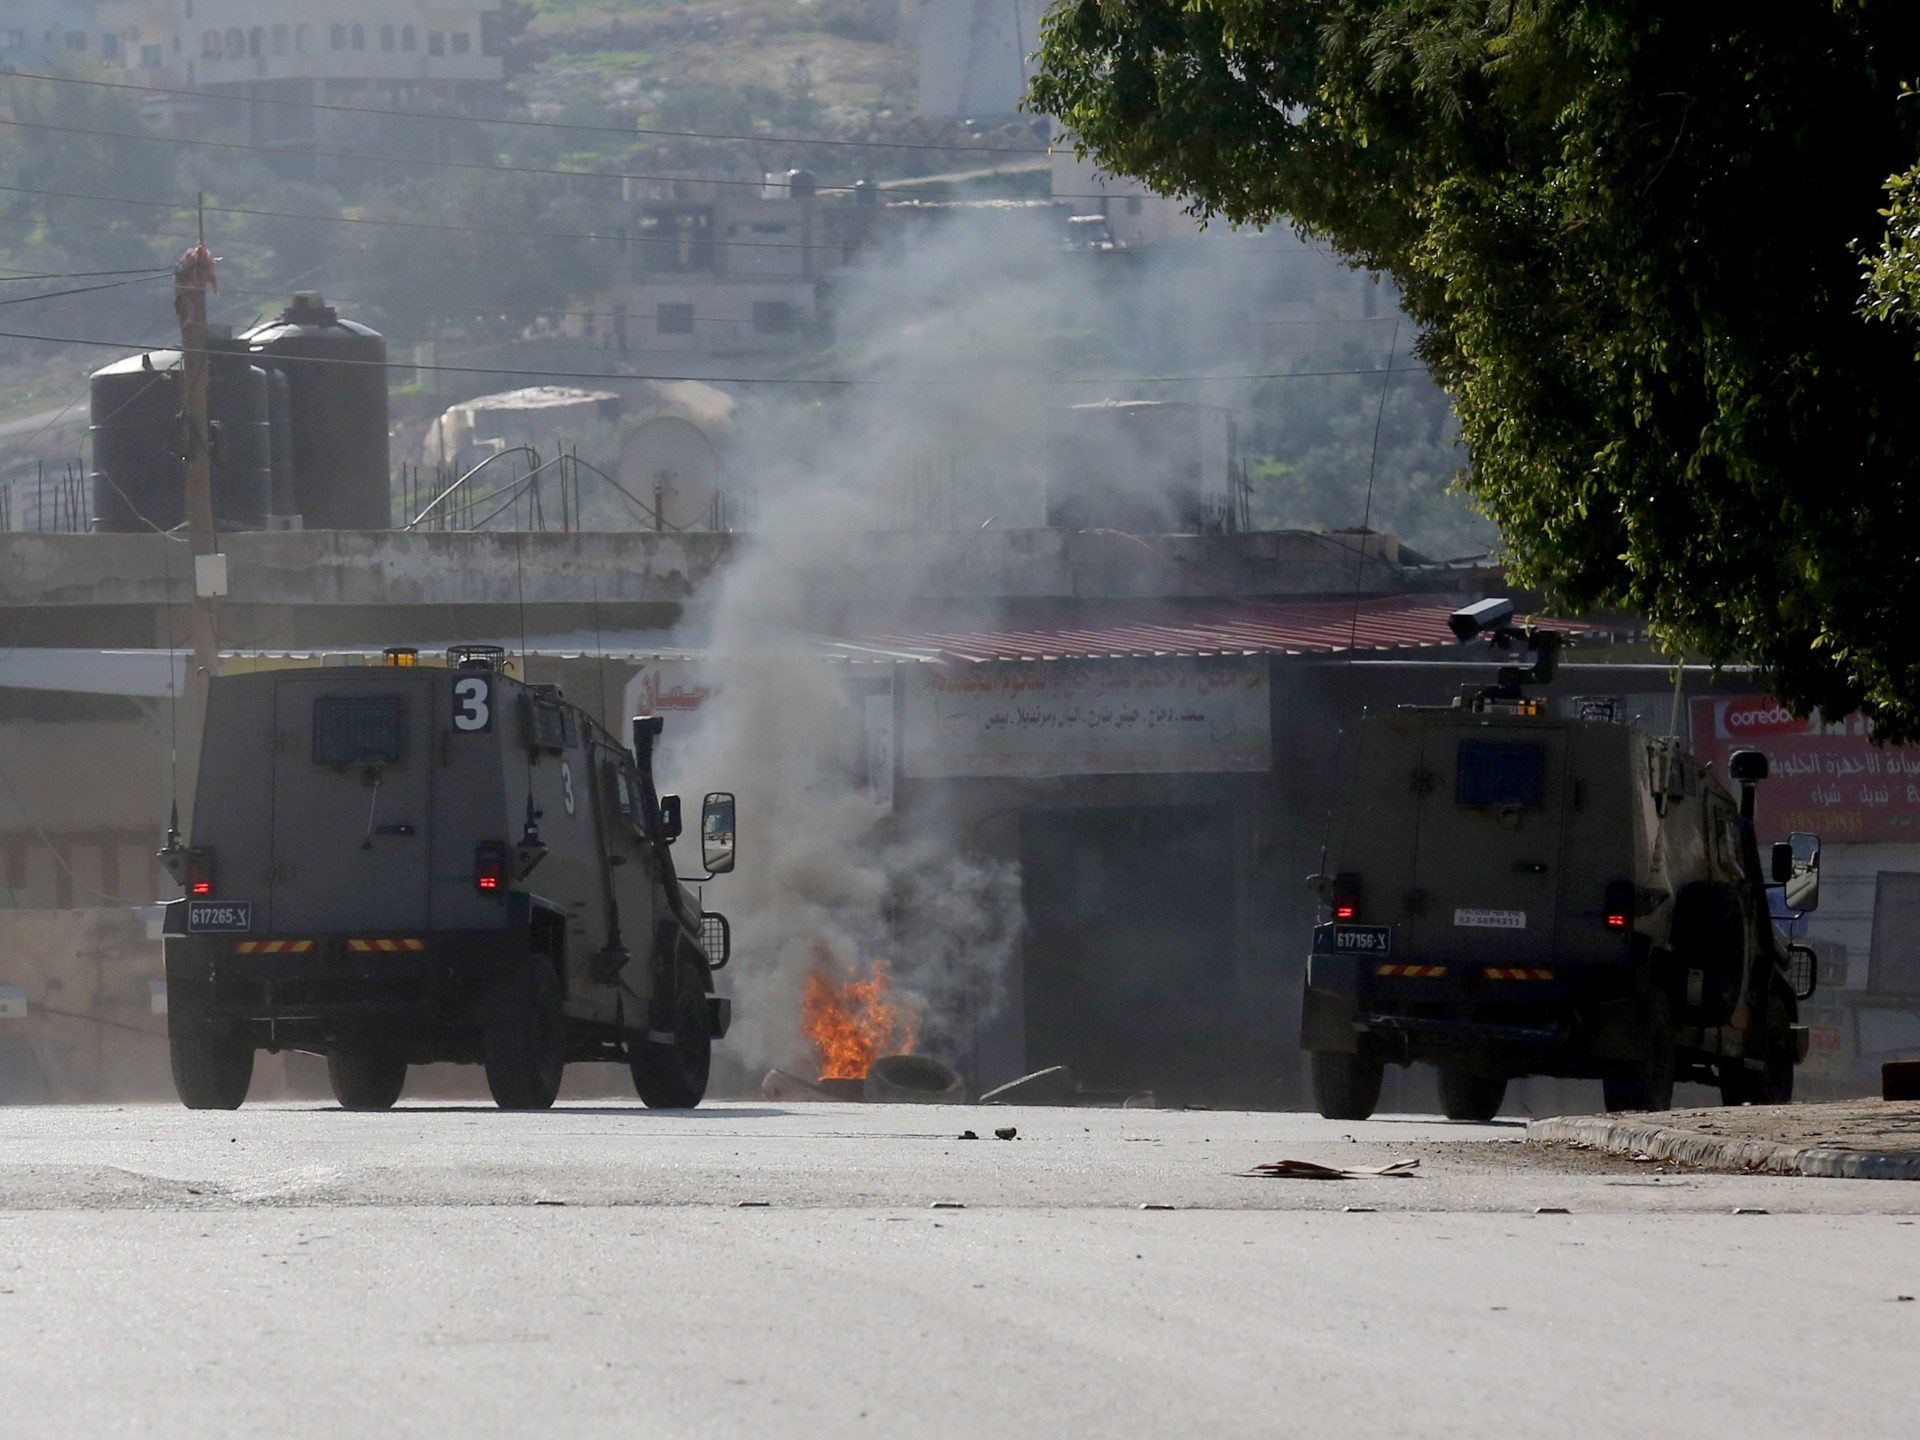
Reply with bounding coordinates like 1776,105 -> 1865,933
656,304 -> 694,335
296,24 -> 310,53
451,32 -> 470,55
65,32 -> 86,52
752,301 -> 797,334
350,24 -> 365,51
330,23 -> 346,51
401,25 -> 415,51
428,30 -> 445,56
100,31 -> 119,59
141,43 -> 163,68
202,29 -> 221,58
248,26 -> 262,58
271,24 -> 288,55
380,24 -> 395,52
0,30 -> 21,52
224,27 -> 242,58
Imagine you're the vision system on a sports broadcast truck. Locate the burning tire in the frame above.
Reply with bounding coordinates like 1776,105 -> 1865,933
864,1053 -> 966,1104
631,959 -> 711,1109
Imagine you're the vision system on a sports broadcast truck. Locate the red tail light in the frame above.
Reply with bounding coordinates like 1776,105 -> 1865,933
1333,872 -> 1362,921
1603,880 -> 1634,930
474,841 -> 506,894
187,850 -> 215,897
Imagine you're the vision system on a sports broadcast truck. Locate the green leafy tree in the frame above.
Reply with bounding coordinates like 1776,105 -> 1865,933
1033,2 -> 1920,735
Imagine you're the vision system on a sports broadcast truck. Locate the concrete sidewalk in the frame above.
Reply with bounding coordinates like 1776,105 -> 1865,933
1529,1100 -> 1920,1180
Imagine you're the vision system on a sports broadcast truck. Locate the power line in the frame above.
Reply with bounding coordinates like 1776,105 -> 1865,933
1,66 -> 1049,157
0,113 -> 1061,202
0,176 -> 1306,265
0,272 -> 172,306
0,264 -> 174,281
0,321 -> 1432,389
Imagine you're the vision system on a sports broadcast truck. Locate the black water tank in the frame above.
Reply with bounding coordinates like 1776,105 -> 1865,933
242,292 -> 390,529
89,341 -> 272,532
786,168 -> 817,200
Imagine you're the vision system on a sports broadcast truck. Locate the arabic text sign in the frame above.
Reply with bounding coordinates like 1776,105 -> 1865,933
902,657 -> 1270,779
1689,695 -> 1920,842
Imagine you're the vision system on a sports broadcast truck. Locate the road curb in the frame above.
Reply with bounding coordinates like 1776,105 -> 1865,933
1526,1114 -> 1920,1181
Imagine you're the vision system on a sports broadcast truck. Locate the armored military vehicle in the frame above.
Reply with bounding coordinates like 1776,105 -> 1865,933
159,645 -> 736,1112
1301,600 -> 1820,1121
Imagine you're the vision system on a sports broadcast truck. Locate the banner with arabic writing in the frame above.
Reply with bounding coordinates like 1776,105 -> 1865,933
902,657 -> 1271,779
1688,695 -> 1920,842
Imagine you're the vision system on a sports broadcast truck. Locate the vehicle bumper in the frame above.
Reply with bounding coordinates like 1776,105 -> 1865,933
164,930 -> 519,1032
1301,949 -> 1644,1072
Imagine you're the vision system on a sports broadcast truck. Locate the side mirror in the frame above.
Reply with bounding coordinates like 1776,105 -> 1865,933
1729,749 -> 1770,783
1784,830 -> 1820,913
658,793 -> 683,842
701,791 -> 736,875
1770,842 -> 1794,885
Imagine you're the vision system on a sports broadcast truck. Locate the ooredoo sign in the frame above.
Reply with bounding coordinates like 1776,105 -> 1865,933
1690,695 -> 1920,842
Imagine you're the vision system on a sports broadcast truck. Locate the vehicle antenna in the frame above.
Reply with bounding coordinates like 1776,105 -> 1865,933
592,573 -> 609,729
515,530 -> 541,852
1323,313 -> 1403,868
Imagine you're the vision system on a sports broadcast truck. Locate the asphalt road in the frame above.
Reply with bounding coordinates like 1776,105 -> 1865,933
1,1101 -> 1914,1438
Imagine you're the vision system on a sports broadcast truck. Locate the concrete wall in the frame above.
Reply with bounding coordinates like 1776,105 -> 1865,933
0,907 -> 169,1101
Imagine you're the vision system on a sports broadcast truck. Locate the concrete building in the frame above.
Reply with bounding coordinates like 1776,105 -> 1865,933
74,1 -> 507,145
0,1 -> 96,68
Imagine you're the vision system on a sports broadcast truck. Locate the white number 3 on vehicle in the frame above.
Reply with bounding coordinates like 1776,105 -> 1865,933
453,675 -> 491,732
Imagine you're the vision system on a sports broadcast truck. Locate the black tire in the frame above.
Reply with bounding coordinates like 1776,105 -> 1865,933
1721,989 -> 1795,1106
169,1002 -> 253,1111
327,1053 -> 408,1111
864,1054 -> 967,1104
483,957 -> 565,1111
1437,1065 -> 1507,1122
1603,988 -> 1676,1112
1310,1049 -> 1384,1121
630,960 -> 711,1109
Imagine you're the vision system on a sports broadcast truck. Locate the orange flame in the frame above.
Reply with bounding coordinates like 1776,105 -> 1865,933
802,942 -> 917,1080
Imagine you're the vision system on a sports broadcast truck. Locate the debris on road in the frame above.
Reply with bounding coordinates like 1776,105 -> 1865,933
995,1126 -> 1018,1141
959,1130 -> 979,1140
1235,1158 -> 1419,1180
760,1069 -> 832,1102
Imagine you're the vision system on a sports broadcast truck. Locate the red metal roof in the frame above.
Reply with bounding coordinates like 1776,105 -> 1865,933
833,596 -> 1598,663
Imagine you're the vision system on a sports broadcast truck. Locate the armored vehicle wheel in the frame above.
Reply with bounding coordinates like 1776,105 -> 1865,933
1720,990 -> 1795,1106
630,960 -> 711,1110
169,1003 -> 253,1111
327,1053 -> 408,1111
484,958 -> 565,1111
1437,1065 -> 1507,1122
1603,988 -> 1676,1112
1310,1049 -> 1384,1121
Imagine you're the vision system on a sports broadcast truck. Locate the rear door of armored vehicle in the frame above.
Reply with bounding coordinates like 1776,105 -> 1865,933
267,672 -> 439,933
1403,718 -> 1573,969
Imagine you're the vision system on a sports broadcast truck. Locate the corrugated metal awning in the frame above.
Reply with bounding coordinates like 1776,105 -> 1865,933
825,595 -> 1604,663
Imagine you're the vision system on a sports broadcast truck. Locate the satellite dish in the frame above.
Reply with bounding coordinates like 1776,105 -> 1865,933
616,415 -> 720,531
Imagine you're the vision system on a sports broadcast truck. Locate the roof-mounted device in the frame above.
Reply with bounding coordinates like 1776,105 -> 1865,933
1449,597 -> 1562,713
446,643 -> 507,672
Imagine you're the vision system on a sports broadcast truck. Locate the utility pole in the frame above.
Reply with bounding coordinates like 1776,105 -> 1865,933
174,202 -> 222,825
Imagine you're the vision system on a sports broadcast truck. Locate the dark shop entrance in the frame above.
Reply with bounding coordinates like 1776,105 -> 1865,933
1019,804 -> 1238,1102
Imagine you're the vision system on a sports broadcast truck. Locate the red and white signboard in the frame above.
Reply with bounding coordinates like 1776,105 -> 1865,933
1689,695 -> 1920,843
